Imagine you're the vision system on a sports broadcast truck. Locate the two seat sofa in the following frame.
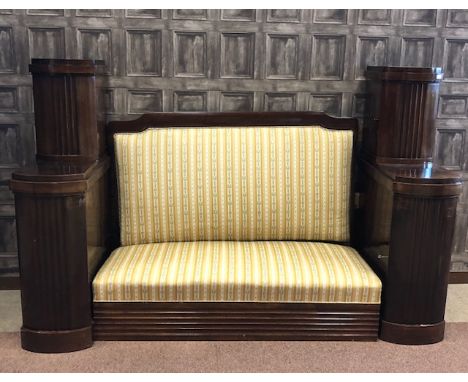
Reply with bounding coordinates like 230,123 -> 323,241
91,119 -> 382,341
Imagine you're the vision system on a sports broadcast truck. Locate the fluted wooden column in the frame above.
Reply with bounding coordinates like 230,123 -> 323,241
364,66 -> 443,164
29,58 -> 106,161
380,166 -> 461,344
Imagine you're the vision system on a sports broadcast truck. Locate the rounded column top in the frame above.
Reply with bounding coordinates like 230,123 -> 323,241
366,66 -> 444,82
29,58 -> 105,75
378,163 -> 463,197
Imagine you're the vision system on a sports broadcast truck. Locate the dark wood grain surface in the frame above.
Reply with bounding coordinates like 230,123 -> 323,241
359,158 -> 462,344
29,58 -> 106,162
364,66 -> 442,164
93,302 -> 380,341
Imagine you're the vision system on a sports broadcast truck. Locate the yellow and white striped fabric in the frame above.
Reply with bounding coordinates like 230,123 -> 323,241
93,241 -> 381,303
114,126 -> 353,245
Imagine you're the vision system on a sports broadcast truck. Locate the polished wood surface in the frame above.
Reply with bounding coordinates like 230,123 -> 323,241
108,111 -> 358,135
359,159 -> 462,344
14,190 -> 92,352
10,59 -> 111,353
385,193 -> 458,322
380,320 -> 445,345
361,66 -> 462,344
11,158 -> 109,353
10,158 -> 110,194
364,66 -> 443,165
449,272 -> 468,284
21,327 -> 93,354
29,58 -> 105,75
29,58 -> 106,161
93,302 -> 380,341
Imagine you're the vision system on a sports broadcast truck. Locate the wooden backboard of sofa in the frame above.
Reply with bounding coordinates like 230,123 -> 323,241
10,60 -> 462,353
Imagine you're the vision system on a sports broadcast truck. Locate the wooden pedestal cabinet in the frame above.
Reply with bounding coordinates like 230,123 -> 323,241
361,66 -> 462,344
10,59 -> 110,353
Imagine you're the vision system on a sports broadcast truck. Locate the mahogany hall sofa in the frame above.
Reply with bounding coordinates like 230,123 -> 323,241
9,59 -> 462,353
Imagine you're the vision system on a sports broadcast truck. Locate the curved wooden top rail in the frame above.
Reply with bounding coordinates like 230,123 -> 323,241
107,112 -> 358,136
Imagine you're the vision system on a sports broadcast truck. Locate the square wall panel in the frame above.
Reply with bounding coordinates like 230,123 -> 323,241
0,27 -> 14,73
403,10 -> 437,26
436,129 -> 466,170
125,10 -> 162,18
309,94 -> 342,116
220,92 -> 254,112
174,32 -> 206,77
401,38 -> 434,67
220,33 -> 255,78
128,91 -> 163,114
313,10 -> 348,24
355,36 -> 388,80
221,10 -> 256,21
311,35 -> 346,80
174,92 -> 207,112
28,27 -> 65,59
76,9 -> 113,17
265,93 -> 296,111
267,10 -> 301,23
0,124 -> 18,165
447,10 -> 468,27
0,87 -> 18,113
266,34 -> 298,79
444,39 -> 468,79
126,30 -> 162,76
173,10 -> 207,20
358,10 -> 392,25
78,29 -> 112,73
438,96 -> 468,118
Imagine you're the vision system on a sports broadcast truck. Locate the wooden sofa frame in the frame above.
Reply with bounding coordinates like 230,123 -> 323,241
10,60 -> 462,353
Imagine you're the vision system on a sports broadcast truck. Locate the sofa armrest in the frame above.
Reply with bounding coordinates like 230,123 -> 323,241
358,158 -> 462,344
9,157 -> 110,353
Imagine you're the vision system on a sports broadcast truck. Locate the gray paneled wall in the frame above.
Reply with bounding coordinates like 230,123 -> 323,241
1,9 -> 468,277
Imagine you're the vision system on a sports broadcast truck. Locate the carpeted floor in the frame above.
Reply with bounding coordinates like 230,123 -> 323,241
2,286 -> 468,372
1,323 -> 468,372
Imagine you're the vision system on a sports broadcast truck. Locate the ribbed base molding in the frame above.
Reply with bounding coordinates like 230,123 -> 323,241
379,320 -> 445,345
21,326 -> 93,353
93,302 -> 380,341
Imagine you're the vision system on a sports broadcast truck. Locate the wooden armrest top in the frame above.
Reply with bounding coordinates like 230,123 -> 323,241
378,163 -> 461,185
361,158 -> 462,197
9,157 -> 110,195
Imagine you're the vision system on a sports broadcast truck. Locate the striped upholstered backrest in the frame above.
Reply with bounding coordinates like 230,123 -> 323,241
114,126 -> 353,246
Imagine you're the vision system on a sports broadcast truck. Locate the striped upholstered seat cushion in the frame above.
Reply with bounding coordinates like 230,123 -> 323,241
114,126 -> 353,245
93,241 -> 381,303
